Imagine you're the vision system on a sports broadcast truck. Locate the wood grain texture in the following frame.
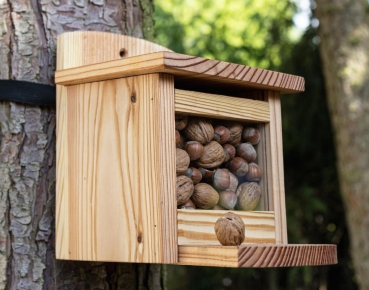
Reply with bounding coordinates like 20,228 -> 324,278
178,245 -> 239,267
174,89 -> 270,122
265,91 -> 287,244
56,85 -> 70,260
55,51 -> 305,93
178,210 -> 276,245
56,74 -> 177,263
178,244 -> 337,268
57,31 -> 171,70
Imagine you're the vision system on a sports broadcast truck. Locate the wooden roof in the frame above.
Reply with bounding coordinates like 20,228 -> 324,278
55,51 -> 304,94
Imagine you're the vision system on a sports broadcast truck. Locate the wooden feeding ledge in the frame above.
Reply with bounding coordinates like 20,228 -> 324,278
55,31 -> 337,267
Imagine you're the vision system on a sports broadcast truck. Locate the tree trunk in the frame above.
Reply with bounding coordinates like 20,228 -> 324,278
0,0 -> 162,289
315,1 -> 369,289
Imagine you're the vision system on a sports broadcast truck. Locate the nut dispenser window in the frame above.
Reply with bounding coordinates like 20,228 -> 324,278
55,31 -> 337,268
175,116 -> 263,212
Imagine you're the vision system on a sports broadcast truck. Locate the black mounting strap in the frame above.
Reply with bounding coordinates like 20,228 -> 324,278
0,80 -> 56,106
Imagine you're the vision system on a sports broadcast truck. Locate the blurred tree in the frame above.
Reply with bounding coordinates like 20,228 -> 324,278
281,26 -> 357,290
0,0 -> 162,289
314,1 -> 369,289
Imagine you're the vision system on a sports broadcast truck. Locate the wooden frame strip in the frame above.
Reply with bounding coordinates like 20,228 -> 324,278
175,89 -> 270,122
264,91 -> 287,244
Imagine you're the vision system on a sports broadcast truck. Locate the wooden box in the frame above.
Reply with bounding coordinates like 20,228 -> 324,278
55,31 -> 337,267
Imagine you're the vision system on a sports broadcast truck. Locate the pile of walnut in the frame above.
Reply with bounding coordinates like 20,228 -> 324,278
176,115 -> 262,211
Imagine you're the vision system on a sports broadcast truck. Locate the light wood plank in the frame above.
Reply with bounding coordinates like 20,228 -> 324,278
55,85 -> 69,259
178,210 -> 276,245
158,74 -> 177,262
178,245 -> 239,267
175,89 -> 270,122
56,74 -> 177,263
57,31 -> 171,70
264,91 -> 287,244
55,51 -> 305,93
178,244 -> 337,267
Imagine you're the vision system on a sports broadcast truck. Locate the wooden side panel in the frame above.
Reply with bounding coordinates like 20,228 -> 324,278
57,31 -> 171,70
56,74 -> 177,263
178,244 -> 337,268
56,85 -> 69,259
174,89 -> 270,122
178,210 -> 275,245
264,91 -> 287,244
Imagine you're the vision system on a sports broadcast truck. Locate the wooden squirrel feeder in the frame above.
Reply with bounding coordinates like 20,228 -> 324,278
55,31 -> 337,267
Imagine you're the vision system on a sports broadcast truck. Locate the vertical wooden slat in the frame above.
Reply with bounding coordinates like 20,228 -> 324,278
264,91 -> 288,244
55,85 -> 69,259
158,74 -> 177,262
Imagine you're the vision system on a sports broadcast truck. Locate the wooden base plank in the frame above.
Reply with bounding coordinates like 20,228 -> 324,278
178,244 -> 337,268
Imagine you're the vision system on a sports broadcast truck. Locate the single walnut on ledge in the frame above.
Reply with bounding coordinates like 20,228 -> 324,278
214,212 -> 245,246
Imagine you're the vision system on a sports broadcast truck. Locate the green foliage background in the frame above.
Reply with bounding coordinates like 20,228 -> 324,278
155,0 -> 296,69
154,1 -> 357,289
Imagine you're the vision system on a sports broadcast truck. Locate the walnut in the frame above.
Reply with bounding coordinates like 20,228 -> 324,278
176,175 -> 194,205
176,148 -> 190,175
191,183 -> 219,209
214,212 -> 245,246
196,141 -> 225,169
183,118 -> 214,144
235,182 -> 261,210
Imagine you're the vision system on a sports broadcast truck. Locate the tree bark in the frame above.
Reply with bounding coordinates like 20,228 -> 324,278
315,0 -> 369,289
0,0 -> 162,289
